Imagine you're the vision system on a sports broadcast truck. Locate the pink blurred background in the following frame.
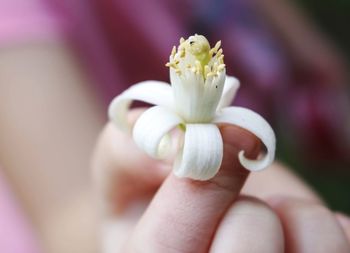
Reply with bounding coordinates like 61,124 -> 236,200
0,0 -> 349,252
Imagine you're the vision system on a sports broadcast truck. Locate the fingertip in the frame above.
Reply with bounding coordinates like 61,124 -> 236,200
211,196 -> 284,253
219,124 -> 261,159
126,126 -> 263,252
271,197 -> 350,253
212,124 -> 261,192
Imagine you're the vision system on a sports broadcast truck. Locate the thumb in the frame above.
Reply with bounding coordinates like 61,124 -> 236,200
125,124 -> 261,253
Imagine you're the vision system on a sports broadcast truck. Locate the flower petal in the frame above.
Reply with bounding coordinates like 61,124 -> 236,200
133,106 -> 183,159
108,81 -> 174,131
170,68 -> 226,123
174,124 -> 223,180
217,75 -> 240,110
213,107 -> 275,171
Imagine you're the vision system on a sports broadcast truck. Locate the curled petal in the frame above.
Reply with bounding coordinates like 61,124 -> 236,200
108,81 -> 174,131
133,106 -> 183,159
174,124 -> 223,180
217,76 -> 240,110
213,107 -> 275,171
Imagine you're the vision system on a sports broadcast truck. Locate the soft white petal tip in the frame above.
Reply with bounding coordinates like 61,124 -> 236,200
214,107 -> 275,173
173,167 -> 219,181
133,106 -> 182,159
238,150 -> 272,172
173,124 -> 223,181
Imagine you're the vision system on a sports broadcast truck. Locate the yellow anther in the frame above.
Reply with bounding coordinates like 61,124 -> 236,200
207,72 -> 216,78
195,60 -> 202,73
165,61 -> 178,69
180,49 -> 186,58
216,49 -> 223,58
167,35 -> 225,80
217,64 -> 225,71
209,48 -> 217,56
213,40 -> 221,52
171,46 -> 176,57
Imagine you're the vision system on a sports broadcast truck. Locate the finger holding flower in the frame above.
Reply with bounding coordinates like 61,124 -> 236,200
108,34 -> 276,180
100,35 -> 350,253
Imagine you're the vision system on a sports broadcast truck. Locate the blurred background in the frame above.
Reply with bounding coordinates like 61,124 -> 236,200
0,0 -> 349,252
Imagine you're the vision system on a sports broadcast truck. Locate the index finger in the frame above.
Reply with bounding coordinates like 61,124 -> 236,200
123,124 -> 260,253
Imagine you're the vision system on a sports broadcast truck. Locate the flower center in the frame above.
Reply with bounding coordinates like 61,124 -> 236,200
166,34 -> 227,123
166,34 -> 225,80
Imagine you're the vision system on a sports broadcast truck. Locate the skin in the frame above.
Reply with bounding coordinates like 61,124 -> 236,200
0,1 -> 349,251
92,111 -> 350,253
0,42 -> 104,253
0,43 -> 349,252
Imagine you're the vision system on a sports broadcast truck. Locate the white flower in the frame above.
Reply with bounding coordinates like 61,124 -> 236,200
108,34 -> 276,181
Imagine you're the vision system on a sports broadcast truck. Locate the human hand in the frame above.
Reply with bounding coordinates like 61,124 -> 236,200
92,109 -> 350,253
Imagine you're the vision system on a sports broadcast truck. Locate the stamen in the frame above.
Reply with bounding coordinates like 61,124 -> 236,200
171,46 -> 176,57
207,72 -> 216,78
195,60 -> 202,74
217,64 -> 225,71
216,49 -> 223,58
213,41 -> 221,52
180,49 -> 186,58
218,55 -> 224,64
165,62 -> 176,68
209,48 -> 216,56
166,35 -> 225,81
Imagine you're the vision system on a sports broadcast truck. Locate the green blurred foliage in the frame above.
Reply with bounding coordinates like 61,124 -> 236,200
281,0 -> 350,213
297,0 -> 350,59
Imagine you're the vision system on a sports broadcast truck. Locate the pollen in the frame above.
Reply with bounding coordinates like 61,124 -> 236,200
166,34 -> 225,80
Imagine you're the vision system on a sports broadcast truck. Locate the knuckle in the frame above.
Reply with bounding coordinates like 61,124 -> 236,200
272,197 -> 350,253
233,196 -> 281,225
273,197 -> 331,218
